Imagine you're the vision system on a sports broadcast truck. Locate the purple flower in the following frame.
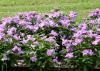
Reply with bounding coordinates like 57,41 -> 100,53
92,40 -> 99,45
82,49 -> 94,56
60,19 -> 70,27
45,36 -> 55,43
65,52 -> 74,59
92,35 -> 100,45
53,57 -> 58,62
27,35 -> 35,41
96,17 -> 100,23
2,17 -> 12,25
35,15 -> 42,21
50,10 -> 61,18
33,25 -> 39,32
21,39 -> 28,44
18,20 -> 27,26
62,39 -> 68,46
73,38 -> 83,45
13,34 -> 21,40
48,20 -> 57,27
97,28 -> 100,31
88,9 -> 100,17
81,23 -> 87,30
0,33 -> 4,40
69,11 -> 77,22
39,22 -> 45,28
62,39 -> 72,47
89,20 -> 95,24
7,27 -> 17,36
0,24 -> 4,33
22,12 -> 38,22
50,30 -> 58,36
70,27 -> 76,32
11,16 -> 20,23
95,35 -> 100,40
25,25 -> 34,30
87,30 -> 94,38
73,30 -> 86,38
12,45 -> 23,54
39,20 -> 48,28
67,47 -> 74,52
78,23 -> 87,30
69,11 -> 77,18
46,49 -> 55,56
33,41 -> 39,46
30,56 -> 37,62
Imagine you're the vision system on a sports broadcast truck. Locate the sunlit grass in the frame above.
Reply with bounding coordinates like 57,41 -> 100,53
0,0 -> 100,19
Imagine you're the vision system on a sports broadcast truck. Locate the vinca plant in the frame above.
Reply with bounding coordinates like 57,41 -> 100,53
0,9 -> 99,71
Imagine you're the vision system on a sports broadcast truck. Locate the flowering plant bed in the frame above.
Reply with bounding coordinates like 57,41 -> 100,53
0,9 -> 100,71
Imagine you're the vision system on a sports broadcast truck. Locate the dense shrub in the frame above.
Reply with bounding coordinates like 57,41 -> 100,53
0,9 -> 100,70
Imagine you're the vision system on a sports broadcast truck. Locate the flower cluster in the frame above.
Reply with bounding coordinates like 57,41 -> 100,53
0,9 -> 100,68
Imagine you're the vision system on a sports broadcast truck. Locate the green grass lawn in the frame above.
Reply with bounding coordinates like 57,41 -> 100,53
0,0 -> 100,20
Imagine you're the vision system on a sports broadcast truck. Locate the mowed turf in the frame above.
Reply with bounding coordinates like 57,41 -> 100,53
0,0 -> 100,20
